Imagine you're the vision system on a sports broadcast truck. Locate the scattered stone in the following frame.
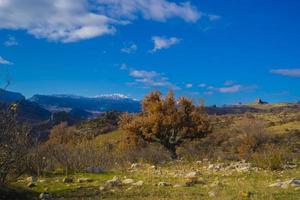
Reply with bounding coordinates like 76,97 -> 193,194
27,182 -> 36,188
196,161 -> 202,165
78,178 -> 93,183
86,166 -> 104,173
122,179 -> 135,185
208,191 -> 216,197
149,165 -> 157,170
173,184 -> 185,188
132,180 -> 144,186
99,186 -> 105,192
158,182 -> 172,187
284,164 -> 298,169
185,171 -> 201,178
126,186 -> 133,191
39,192 -> 51,200
130,163 -> 142,169
104,176 -> 122,188
26,176 -> 37,183
269,179 -> 300,189
63,177 -> 73,183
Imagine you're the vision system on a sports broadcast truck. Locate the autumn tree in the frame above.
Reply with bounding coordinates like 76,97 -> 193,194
120,91 -> 211,159
46,123 -> 77,175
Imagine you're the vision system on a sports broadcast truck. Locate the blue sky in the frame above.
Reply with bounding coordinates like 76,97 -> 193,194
0,0 -> 300,105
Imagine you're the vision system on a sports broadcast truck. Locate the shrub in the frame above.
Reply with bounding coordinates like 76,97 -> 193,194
0,109 -> 31,184
251,144 -> 290,170
232,117 -> 271,160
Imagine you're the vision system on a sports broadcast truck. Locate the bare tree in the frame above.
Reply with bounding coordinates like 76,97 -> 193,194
0,109 -> 31,184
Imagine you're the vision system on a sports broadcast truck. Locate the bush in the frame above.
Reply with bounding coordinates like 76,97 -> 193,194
0,109 -> 31,184
232,117 -> 271,160
251,144 -> 290,170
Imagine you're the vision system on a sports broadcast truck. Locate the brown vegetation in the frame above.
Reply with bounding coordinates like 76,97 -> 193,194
120,91 -> 211,159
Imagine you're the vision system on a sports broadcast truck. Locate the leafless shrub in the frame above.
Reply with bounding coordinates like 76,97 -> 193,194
0,109 -> 31,184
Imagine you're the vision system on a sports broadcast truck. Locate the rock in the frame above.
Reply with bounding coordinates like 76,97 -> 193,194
149,165 -> 157,170
27,182 -> 36,188
122,179 -> 135,185
208,191 -> 216,197
99,186 -> 105,191
62,177 -> 73,183
78,178 -> 93,183
158,182 -> 172,187
269,179 -> 300,188
283,164 -> 298,169
126,186 -> 133,191
104,176 -> 122,188
130,163 -> 142,169
290,179 -> 300,187
39,192 -> 51,200
86,166 -> 104,173
132,180 -> 144,186
196,161 -> 202,165
26,176 -> 37,183
173,184 -> 185,188
39,179 -> 46,183
185,171 -> 201,178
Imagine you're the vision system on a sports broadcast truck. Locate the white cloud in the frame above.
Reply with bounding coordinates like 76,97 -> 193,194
97,0 -> 201,23
0,0 -> 202,43
120,63 -> 128,70
185,83 -> 193,88
207,14 -> 221,22
129,69 -> 179,89
151,36 -> 181,52
218,85 -> 242,93
0,56 -> 12,65
198,83 -> 207,88
4,35 -> 18,46
270,69 -> 300,77
121,43 -> 138,54
224,80 -> 235,86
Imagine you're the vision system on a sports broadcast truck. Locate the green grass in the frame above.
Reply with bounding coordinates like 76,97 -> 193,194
267,122 -> 300,134
11,162 -> 300,200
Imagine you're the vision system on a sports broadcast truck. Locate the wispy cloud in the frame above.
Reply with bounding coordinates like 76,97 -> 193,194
218,85 -> 242,93
0,56 -> 12,65
224,80 -> 235,86
270,68 -> 300,77
185,83 -> 193,88
4,35 -> 18,47
0,0 -> 203,43
150,36 -> 181,52
198,83 -> 207,88
120,63 -> 128,70
128,69 -> 179,90
121,43 -> 138,54
203,81 -> 257,94
206,14 -> 221,22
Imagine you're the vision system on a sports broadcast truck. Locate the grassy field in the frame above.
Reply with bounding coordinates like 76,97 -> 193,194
11,161 -> 300,200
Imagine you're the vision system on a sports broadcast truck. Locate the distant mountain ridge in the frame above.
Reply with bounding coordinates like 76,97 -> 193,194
0,89 -> 25,103
29,93 -> 141,113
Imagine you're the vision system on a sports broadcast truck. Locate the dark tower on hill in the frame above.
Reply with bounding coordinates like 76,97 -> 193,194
255,98 -> 268,105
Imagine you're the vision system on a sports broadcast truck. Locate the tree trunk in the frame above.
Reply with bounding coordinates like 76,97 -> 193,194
166,144 -> 177,160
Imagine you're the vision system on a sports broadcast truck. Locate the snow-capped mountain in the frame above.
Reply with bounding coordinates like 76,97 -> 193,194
29,93 -> 141,113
